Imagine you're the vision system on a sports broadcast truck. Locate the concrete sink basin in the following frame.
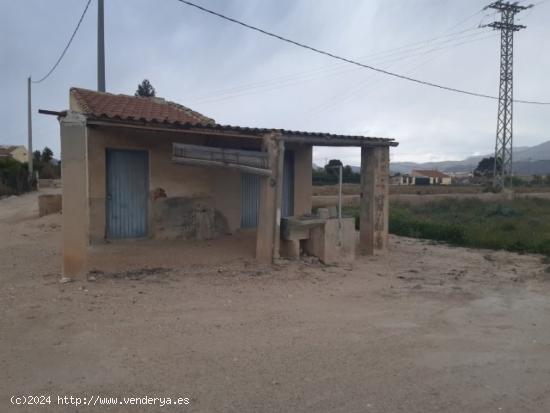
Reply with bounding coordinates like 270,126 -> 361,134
281,216 -> 326,240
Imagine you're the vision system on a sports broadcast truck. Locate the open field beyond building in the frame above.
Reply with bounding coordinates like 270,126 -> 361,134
346,198 -> 550,257
312,183 -> 550,196
2,191 -> 550,412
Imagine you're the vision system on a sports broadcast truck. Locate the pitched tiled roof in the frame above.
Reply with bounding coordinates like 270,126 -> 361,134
412,170 -> 450,178
71,88 -> 215,126
0,148 -> 11,157
66,87 -> 398,147
0,145 -> 19,151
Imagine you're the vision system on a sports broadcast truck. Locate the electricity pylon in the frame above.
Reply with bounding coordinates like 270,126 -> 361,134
483,1 -> 532,189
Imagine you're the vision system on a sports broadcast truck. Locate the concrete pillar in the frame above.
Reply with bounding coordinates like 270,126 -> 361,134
60,112 -> 89,277
256,133 -> 282,262
360,146 -> 390,254
273,139 -> 284,259
293,145 -> 313,216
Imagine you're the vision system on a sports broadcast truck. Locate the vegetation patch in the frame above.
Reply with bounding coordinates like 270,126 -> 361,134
345,197 -> 550,256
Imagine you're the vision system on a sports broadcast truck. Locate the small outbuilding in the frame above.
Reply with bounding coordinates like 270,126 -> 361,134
411,170 -> 452,185
53,88 -> 398,277
0,145 -> 28,163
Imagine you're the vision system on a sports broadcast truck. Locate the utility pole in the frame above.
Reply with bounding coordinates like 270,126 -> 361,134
483,1 -> 532,190
98,0 -> 106,92
27,76 -> 33,177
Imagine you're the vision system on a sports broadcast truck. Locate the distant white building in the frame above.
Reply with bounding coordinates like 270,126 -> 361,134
393,170 -> 452,185
411,170 -> 452,185
0,145 -> 28,163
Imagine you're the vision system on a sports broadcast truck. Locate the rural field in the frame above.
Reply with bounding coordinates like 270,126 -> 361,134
312,183 -> 550,196
311,184 -> 550,211
2,191 -> 550,412
345,197 -> 550,257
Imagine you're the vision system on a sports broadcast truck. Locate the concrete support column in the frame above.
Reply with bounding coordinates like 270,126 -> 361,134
60,112 -> 89,277
360,145 -> 390,254
293,145 -> 313,216
256,133 -> 283,262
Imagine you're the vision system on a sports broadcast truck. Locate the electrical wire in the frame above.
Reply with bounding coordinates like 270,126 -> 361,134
32,0 -> 92,83
175,0 -> 550,105
187,30 -> 495,104
442,7 -> 485,33
303,33 -> 499,120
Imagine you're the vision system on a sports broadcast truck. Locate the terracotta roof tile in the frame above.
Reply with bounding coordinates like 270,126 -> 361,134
66,88 -> 398,147
0,148 -> 11,157
70,87 -> 215,126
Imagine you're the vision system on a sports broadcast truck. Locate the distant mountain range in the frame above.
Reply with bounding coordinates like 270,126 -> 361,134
313,140 -> 550,175
390,140 -> 550,175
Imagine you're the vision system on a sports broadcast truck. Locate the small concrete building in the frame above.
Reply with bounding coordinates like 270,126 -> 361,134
52,88 -> 398,277
410,170 -> 451,185
0,145 -> 28,163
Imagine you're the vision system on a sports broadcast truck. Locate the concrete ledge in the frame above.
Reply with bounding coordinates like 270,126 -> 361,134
38,179 -> 62,189
305,218 -> 355,265
38,194 -> 62,217
280,239 -> 300,259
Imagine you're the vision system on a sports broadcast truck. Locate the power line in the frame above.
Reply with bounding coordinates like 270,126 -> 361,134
444,7 -> 485,33
188,30 -> 495,104
175,0 -> 550,105
32,0 -> 92,83
303,33 -> 499,120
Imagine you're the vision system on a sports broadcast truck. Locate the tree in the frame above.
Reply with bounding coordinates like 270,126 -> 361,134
0,157 -> 31,195
135,79 -> 156,97
324,159 -> 343,177
474,157 -> 501,177
31,147 -> 61,180
33,150 -> 41,166
343,165 -> 353,179
41,147 -> 53,163
532,175 -> 543,185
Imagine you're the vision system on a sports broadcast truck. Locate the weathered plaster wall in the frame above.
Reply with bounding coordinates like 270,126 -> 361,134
86,126 -> 259,243
304,218 -> 356,264
60,113 -> 89,277
9,146 -> 28,163
38,194 -> 62,217
360,146 -> 390,254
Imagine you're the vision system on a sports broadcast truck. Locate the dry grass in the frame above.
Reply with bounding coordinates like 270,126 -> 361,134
314,184 -> 550,197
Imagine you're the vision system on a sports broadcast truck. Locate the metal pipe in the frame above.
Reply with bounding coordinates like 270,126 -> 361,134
338,164 -> 342,246
97,0 -> 106,92
272,139 -> 285,260
27,77 -> 33,178
338,164 -> 342,221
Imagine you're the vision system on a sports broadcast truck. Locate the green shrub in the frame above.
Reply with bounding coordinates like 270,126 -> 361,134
0,158 -> 31,195
389,211 -> 466,244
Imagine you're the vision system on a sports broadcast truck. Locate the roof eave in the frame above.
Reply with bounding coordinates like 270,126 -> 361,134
76,114 -> 399,147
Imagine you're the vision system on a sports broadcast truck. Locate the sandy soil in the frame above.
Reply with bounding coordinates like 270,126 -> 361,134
2,191 -> 550,412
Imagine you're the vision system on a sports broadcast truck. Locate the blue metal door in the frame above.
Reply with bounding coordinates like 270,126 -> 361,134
241,173 -> 260,228
282,150 -> 294,217
106,149 -> 149,238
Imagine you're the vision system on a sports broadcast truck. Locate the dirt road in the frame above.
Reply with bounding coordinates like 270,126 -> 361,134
1,191 -> 550,412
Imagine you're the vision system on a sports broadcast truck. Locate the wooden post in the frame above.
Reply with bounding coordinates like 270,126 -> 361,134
360,146 -> 390,254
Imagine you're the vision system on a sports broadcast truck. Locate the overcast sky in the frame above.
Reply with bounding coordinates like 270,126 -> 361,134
1,0 -> 549,166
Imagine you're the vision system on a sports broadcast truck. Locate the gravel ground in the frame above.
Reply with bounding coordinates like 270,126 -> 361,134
1,191 -> 550,413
